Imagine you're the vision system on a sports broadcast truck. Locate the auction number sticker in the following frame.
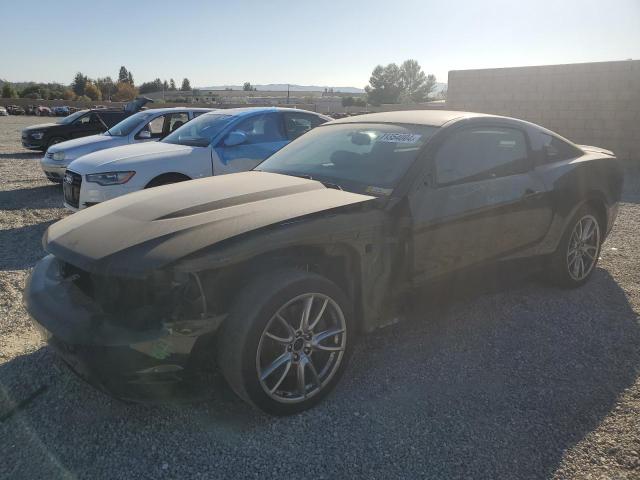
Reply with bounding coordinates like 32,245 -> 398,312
377,133 -> 422,143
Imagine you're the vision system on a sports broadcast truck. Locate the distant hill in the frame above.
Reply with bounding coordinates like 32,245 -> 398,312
199,82 -> 447,95
199,84 -> 365,93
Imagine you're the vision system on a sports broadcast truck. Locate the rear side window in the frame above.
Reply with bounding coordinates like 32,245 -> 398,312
233,113 -> 286,144
98,112 -> 125,127
537,132 -> 582,163
284,112 -> 325,140
435,127 -> 530,185
168,113 -> 189,133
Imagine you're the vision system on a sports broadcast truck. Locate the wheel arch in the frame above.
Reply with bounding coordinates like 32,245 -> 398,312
145,171 -> 192,188
583,192 -> 608,233
199,243 -> 365,333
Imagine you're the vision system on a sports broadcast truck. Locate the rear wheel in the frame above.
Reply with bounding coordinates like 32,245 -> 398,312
217,269 -> 353,415
547,205 -> 603,288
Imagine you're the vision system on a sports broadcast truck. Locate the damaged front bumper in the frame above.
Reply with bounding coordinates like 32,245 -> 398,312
23,255 -> 224,401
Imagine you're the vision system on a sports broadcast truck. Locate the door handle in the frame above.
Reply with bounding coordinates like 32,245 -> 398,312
523,188 -> 540,198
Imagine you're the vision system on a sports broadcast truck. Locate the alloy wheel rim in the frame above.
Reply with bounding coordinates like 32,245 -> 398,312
566,214 -> 600,281
256,293 -> 346,404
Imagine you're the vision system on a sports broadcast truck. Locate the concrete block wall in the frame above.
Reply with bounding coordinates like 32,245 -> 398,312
447,60 -> 640,161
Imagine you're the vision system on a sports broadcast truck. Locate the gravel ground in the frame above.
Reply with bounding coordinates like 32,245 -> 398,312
1,115 -> 639,479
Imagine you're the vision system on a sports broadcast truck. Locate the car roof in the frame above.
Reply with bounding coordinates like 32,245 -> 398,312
325,110 -> 497,127
200,107 -> 329,118
134,107 -> 216,115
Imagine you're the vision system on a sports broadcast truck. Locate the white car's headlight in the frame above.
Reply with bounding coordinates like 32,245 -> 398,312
31,132 -> 44,140
85,171 -> 135,186
52,151 -> 65,161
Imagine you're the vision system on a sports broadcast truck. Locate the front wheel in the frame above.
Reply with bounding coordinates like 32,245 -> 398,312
46,137 -> 65,150
547,206 -> 603,288
217,269 -> 353,415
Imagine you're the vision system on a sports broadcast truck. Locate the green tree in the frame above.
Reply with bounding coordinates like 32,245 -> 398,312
364,64 -> 403,105
139,78 -> 163,94
181,78 -> 191,91
163,79 -> 168,91
243,82 -> 257,91
72,72 -> 88,97
128,71 -> 134,85
341,96 -> 355,107
1,83 -> 17,98
169,78 -> 177,91
20,84 -> 45,99
399,59 -> 435,103
118,66 -> 129,84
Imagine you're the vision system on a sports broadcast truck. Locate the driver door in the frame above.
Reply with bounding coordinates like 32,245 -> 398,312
409,124 -> 552,281
214,113 -> 289,174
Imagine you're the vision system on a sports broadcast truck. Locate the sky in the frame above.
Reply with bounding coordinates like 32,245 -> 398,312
1,0 -> 639,89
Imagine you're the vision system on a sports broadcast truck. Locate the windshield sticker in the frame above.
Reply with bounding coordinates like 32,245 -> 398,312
377,133 -> 422,144
366,186 -> 393,196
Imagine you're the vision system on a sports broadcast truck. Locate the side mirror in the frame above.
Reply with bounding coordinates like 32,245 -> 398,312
138,130 -> 152,139
224,130 -> 247,147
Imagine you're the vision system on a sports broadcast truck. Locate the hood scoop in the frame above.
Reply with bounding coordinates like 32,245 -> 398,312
155,182 -> 322,220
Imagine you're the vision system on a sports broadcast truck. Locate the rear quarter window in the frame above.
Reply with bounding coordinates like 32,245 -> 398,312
537,132 -> 582,163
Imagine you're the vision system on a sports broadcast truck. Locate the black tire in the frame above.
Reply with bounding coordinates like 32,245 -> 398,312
145,173 -> 190,189
46,137 -> 65,150
547,204 -> 604,288
217,269 -> 354,415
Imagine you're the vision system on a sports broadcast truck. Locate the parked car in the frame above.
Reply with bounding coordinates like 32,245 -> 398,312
34,105 -> 53,116
25,110 -> 623,414
7,105 -> 25,115
52,106 -> 70,116
21,97 -> 153,151
41,107 -> 214,183
62,107 -> 330,210
0,106 -> 8,116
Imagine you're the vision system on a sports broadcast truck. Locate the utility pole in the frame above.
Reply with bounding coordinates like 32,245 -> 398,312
287,84 -> 290,105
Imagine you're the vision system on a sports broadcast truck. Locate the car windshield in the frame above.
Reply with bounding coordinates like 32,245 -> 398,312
162,113 -> 234,147
57,109 -> 88,125
106,111 -> 153,136
256,123 -> 438,195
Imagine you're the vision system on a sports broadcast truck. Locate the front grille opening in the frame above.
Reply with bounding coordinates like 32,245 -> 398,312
63,170 -> 82,208
58,260 -> 181,331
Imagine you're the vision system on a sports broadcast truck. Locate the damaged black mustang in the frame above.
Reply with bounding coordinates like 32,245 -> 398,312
24,110 -> 623,415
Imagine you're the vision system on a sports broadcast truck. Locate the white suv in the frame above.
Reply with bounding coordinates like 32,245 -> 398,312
63,107 -> 330,211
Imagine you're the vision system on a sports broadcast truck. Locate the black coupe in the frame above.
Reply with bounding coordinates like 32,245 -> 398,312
24,110 -> 623,414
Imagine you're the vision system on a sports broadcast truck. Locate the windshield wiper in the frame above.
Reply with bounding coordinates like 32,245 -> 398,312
288,173 -> 343,190
320,181 -> 343,190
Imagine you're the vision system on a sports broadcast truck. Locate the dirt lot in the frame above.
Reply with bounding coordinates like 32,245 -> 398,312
1,115 -> 639,479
